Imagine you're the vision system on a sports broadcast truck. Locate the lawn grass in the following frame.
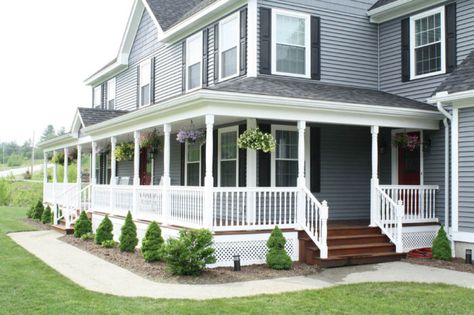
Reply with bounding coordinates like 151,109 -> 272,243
1,206 -> 474,315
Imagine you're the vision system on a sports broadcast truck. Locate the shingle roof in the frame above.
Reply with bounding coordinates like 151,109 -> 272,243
369,0 -> 398,11
145,0 -> 219,31
205,76 -> 437,111
435,50 -> 474,95
78,108 -> 128,127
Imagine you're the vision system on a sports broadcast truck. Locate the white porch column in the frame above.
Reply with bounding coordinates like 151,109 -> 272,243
163,125 -> 171,186
133,131 -> 141,216
91,142 -> 97,185
246,119 -> 257,224
43,152 -> 48,184
63,147 -> 69,184
297,121 -> 306,227
110,137 -> 117,185
52,150 -> 57,184
204,115 -> 215,229
370,126 -> 380,227
452,108 -> 459,233
76,145 -> 82,185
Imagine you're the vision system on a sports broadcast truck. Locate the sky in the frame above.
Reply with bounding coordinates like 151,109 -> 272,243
0,0 -> 134,144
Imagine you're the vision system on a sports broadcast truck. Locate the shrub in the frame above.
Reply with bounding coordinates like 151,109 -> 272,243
119,211 -> 138,252
26,205 -> 34,219
102,240 -> 117,248
142,221 -> 164,262
74,211 -> 92,238
32,200 -> 44,221
81,233 -> 95,241
41,206 -> 52,224
95,215 -> 113,245
7,154 -> 23,167
162,229 -> 216,276
432,225 -> 452,261
266,226 -> 292,270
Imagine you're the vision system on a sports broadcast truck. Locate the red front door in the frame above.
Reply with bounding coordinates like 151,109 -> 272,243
398,132 -> 421,185
139,149 -> 151,185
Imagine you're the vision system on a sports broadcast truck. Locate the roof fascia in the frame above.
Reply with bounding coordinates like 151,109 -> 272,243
429,90 -> 474,107
368,0 -> 447,24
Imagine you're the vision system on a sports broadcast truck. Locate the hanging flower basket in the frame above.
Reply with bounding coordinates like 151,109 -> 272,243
51,152 -> 64,164
176,129 -> 206,144
393,133 -> 421,152
115,143 -> 134,161
140,129 -> 161,153
238,128 -> 276,153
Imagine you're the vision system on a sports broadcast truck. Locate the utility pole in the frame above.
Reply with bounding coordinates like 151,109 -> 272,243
31,131 -> 35,175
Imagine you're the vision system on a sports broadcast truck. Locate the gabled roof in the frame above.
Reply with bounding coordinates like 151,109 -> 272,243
435,50 -> 474,95
369,0 -> 398,11
78,108 -> 128,127
145,0 -> 219,32
205,76 -> 437,111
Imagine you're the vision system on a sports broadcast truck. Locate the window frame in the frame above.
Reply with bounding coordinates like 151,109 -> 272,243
185,141 -> 202,186
139,59 -> 152,108
218,12 -> 240,82
270,125 -> 300,187
107,78 -> 116,110
271,8 -> 311,79
186,32 -> 203,92
217,125 -> 239,187
93,85 -> 102,109
409,6 -> 446,80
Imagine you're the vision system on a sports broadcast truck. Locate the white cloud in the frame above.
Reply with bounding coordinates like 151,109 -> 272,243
0,0 -> 133,144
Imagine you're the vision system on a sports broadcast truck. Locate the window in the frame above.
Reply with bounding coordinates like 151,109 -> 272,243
272,9 -> 311,78
185,142 -> 201,186
107,78 -> 116,110
93,85 -> 102,109
218,126 -> 238,187
219,12 -> 240,81
272,126 -> 298,187
139,59 -> 152,107
410,7 -> 446,79
186,32 -> 203,91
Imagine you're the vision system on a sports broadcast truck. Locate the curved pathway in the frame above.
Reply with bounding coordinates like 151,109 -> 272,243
9,230 -> 474,300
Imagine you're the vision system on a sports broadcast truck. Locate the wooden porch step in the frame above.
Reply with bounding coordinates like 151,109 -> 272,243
327,226 -> 381,237
312,252 -> 406,268
327,234 -> 390,246
52,224 -> 74,235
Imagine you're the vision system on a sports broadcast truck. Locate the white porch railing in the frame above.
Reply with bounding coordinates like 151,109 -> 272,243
302,186 -> 328,258
136,186 -> 163,222
168,186 -> 205,228
375,186 -> 404,253
378,185 -> 439,223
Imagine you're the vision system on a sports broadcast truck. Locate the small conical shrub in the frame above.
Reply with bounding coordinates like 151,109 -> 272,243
41,206 -> 52,224
266,226 -> 292,270
432,225 -> 452,261
142,221 -> 164,262
26,205 -> 34,219
74,211 -> 92,238
95,215 -> 113,245
33,201 -> 44,221
119,211 -> 138,252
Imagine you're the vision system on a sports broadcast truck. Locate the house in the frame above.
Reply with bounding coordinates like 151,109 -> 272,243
38,0 -> 474,268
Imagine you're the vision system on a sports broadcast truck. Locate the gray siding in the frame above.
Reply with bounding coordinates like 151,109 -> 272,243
379,0 -> 474,102
258,0 -> 379,89
459,107 -> 474,233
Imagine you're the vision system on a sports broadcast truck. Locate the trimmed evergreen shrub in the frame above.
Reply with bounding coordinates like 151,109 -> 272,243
95,215 -> 113,245
162,229 -> 216,276
74,211 -> 92,238
432,225 -> 452,261
142,221 -> 164,262
26,205 -> 34,219
102,240 -> 117,248
81,233 -> 95,241
266,226 -> 292,270
41,206 -> 52,224
119,211 -> 138,252
32,200 -> 44,221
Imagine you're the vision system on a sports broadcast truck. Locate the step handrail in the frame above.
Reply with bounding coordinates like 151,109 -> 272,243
301,186 -> 329,259
375,186 -> 404,253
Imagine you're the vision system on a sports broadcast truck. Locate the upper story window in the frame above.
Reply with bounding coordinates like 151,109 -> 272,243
139,59 -> 152,107
107,78 -> 116,110
93,85 -> 102,109
186,32 -> 203,91
272,9 -> 311,78
410,7 -> 446,80
219,12 -> 240,81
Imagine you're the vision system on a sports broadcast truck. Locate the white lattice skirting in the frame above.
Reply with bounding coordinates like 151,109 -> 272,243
402,226 -> 440,252
91,213 -> 298,268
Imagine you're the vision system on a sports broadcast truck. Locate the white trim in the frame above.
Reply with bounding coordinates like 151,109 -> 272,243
409,6 -> 446,80
271,124 -> 299,187
186,32 -> 203,92
452,231 -> 474,243
247,0 -> 258,77
184,141 -> 202,186
391,129 -> 424,185
93,85 -> 102,108
139,59 -> 152,108
246,118 -> 257,186
429,90 -> 474,105
271,9 -> 311,79
217,126 -> 239,187
452,107 -> 459,233
368,0 -> 447,24
107,78 -> 116,110
218,12 -> 241,82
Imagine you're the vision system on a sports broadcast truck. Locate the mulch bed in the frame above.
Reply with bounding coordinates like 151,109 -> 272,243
22,218 -> 53,231
404,257 -> 474,273
59,234 -> 320,284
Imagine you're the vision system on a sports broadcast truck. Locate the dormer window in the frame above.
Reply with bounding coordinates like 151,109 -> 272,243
219,12 -> 240,81
186,32 -> 203,91
410,7 -> 446,80
107,78 -> 116,110
139,59 -> 152,107
272,9 -> 311,78
93,85 -> 102,109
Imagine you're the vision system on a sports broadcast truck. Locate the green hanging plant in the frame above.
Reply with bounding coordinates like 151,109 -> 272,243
140,129 -> 161,153
238,128 -> 276,153
115,143 -> 134,161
